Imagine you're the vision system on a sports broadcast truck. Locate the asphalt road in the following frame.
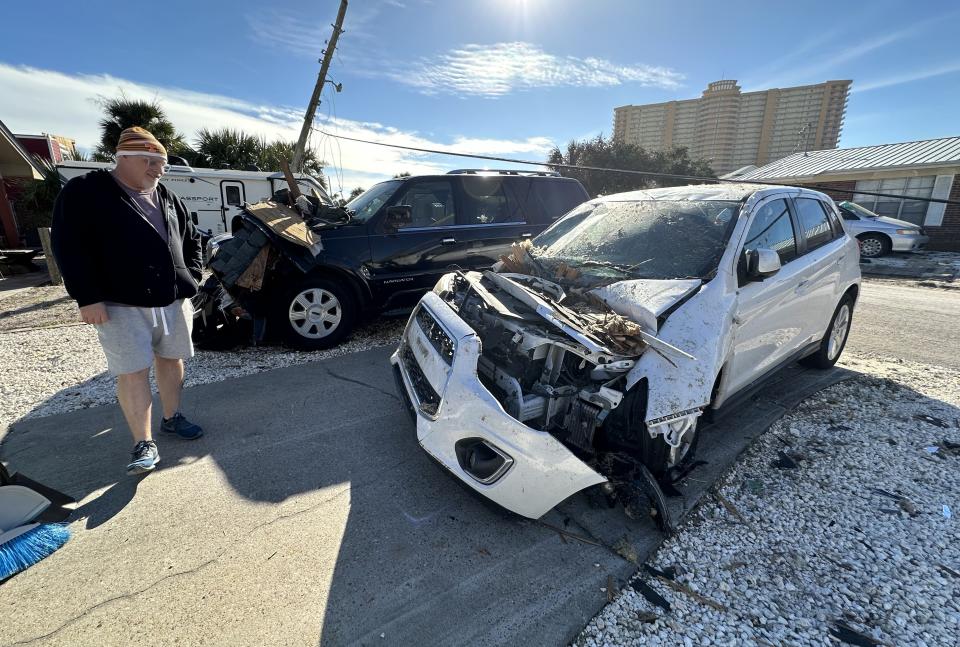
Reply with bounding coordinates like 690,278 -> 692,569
846,279 -> 960,369
0,277 -> 951,647
0,354 -> 848,647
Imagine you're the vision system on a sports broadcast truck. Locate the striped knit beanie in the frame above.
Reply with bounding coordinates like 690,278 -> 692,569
115,126 -> 167,159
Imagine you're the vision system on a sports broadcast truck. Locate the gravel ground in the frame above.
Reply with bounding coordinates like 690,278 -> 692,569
0,286 -> 405,428
575,352 -> 960,647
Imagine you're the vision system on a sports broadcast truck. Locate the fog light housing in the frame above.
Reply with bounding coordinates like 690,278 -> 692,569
455,438 -> 514,484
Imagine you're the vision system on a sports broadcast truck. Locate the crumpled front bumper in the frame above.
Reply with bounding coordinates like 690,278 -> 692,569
390,291 -> 606,519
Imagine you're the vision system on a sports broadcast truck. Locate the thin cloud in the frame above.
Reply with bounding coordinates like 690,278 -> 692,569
246,1 -> 406,56
854,61 -> 960,92
0,63 -> 556,194
387,42 -> 683,97
745,15 -> 951,90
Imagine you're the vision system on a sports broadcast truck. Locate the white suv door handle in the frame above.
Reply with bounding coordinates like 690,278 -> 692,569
441,237 -> 457,245
521,232 -> 533,238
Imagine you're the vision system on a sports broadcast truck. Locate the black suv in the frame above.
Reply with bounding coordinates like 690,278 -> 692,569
215,170 -> 589,349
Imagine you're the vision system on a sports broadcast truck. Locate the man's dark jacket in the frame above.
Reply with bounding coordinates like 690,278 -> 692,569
51,169 -> 203,308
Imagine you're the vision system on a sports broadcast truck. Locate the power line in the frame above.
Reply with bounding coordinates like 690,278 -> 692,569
311,129 -> 960,206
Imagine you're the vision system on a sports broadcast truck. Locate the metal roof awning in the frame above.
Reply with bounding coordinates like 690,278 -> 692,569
0,119 -> 43,180
737,136 -> 960,181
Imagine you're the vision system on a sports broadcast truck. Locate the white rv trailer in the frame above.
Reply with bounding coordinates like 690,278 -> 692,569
56,161 -> 332,235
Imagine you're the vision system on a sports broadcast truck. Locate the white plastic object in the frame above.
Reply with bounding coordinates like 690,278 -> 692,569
0,486 -> 51,533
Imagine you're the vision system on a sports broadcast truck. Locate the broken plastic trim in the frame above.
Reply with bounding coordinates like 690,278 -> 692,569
647,410 -> 701,448
398,343 -> 442,418
415,308 -> 456,365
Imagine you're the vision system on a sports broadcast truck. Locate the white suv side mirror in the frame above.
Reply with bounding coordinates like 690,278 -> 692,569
744,248 -> 781,282
756,249 -> 781,275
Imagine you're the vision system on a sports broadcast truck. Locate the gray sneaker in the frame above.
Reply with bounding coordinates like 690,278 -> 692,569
127,440 -> 160,475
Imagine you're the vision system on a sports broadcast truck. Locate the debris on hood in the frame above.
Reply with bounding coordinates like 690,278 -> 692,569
245,201 -> 324,256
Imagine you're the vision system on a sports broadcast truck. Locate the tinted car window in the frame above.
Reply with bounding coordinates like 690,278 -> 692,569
392,180 -> 456,229
794,198 -> 836,251
346,180 -> 402,223
460,177 -> 522,225
821,200 -> 844,236
744,199 -> 797,263
532,179 -> 589,224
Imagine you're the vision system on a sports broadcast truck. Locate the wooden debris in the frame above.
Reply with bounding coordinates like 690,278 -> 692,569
245,201 -> 323,253
714,490 -> 747,524
655,575 -> 728,612
498,240 -> 535,273
937,563 -> 960,578
536,520 -> 601,547
235,245 -> 271,290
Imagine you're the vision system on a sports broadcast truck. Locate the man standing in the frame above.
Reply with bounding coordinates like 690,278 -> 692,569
52,127 -> 205,475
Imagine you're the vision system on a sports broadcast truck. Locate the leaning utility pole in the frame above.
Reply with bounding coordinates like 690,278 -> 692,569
291,0 -> 348,173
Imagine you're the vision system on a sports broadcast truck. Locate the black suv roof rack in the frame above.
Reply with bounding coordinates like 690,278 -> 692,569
446,169 -> 562,177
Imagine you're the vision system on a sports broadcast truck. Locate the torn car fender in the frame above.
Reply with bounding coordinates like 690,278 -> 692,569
624,279 -> 736,422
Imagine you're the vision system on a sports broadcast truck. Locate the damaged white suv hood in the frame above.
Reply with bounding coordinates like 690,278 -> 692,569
590,278 -> 703,335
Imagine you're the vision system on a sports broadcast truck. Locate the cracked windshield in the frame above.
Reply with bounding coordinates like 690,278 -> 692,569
533,200 -> 740,281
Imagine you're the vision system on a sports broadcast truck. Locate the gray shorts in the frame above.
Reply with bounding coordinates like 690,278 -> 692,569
94,300 -> 195,376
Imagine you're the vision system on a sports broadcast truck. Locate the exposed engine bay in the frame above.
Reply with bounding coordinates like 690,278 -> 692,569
432,239 -> 701,468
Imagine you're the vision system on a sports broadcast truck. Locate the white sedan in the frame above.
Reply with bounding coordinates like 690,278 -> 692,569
391,184 -> 861,519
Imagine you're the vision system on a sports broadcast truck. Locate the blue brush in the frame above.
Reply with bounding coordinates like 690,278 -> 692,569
0,523 -> 70,580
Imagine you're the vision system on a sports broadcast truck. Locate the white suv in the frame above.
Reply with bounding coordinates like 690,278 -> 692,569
391,184 -> 861,519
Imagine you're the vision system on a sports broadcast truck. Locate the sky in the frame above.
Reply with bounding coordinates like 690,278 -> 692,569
1,0 -> 958,195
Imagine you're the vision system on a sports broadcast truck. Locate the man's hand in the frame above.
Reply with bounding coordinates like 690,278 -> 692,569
79,302 -> 109,324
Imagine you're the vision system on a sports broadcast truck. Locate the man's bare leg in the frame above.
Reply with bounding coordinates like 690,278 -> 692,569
154,355 -> 184,419
117,367 -> 153,443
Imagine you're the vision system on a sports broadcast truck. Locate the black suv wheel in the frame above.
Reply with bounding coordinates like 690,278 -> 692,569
274,277 -> 356,350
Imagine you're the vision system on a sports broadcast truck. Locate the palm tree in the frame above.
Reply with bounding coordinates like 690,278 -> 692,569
257,139 -> 325,179
193,130 -> 325,186
194,128 -> 260,170
13,158 -> 64,232
94,96 -> 186,160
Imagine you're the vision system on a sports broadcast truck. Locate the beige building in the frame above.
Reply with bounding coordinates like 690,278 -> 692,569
613,79 -> 851,175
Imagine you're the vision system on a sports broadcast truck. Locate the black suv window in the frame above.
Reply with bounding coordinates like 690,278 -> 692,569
392,179 -> 456,229
794,198 -> 837,251
346,180 -> 403,223
532,179 -> 589,223
460,177 -> 523,225
744,198 -> 798,263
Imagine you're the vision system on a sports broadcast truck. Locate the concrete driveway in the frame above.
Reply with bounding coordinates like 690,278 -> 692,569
0,346 -> 847,646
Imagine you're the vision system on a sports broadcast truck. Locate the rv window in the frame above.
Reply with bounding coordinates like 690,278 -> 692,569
225,185 -> 242,206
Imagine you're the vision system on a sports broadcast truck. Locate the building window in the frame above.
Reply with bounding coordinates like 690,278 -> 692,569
852,176 -> 935,226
